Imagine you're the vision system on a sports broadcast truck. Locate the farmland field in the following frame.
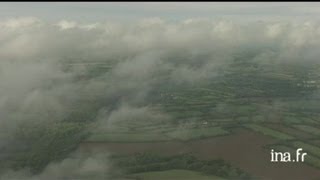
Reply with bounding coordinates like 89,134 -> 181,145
129,170 -> 225,180
243,124 -> 294,140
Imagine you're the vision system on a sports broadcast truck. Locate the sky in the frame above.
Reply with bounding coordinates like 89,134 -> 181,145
0,2 -> 320,22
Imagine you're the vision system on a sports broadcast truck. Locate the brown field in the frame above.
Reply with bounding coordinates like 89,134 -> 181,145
79,128 -> 320,180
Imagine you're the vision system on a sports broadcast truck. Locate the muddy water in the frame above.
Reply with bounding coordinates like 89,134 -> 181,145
79,128 -> 320,180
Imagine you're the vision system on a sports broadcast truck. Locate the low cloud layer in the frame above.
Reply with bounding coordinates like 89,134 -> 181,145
1,17 -> 320,178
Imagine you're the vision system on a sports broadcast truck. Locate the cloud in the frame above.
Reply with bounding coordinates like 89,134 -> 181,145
56,20 -> 77,30
0,17 -> 41,29
95,103 -> 171,132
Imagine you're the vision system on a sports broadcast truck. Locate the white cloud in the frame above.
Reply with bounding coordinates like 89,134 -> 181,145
56,20 -> 77,30
0,17 -> 41,29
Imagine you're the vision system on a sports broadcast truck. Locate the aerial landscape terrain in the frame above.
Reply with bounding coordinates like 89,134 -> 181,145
1,2 -> 320,180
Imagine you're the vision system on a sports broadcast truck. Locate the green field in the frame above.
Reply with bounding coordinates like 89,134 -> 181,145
292,141 -> 320,158
87,126 -> 228,142
167,127 -> 229,141
87,132 -> 170,142
130,170 -> 225,180
293,125 -> 320,136
243,124 -> 294,140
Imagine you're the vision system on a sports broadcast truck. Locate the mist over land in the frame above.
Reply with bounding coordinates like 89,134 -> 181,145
1,15 -> 320,179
